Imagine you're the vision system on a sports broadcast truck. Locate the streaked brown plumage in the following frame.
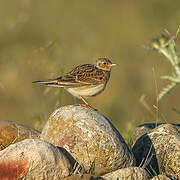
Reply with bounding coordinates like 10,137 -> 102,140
33,57 -> 116,109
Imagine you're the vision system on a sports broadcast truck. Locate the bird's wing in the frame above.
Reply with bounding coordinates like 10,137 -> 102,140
57,64 -> 107,86
73,64 -> 107,85
32,64 -> 108,87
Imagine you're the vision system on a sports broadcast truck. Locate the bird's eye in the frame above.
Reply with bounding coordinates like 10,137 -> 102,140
103,62 -> 107,65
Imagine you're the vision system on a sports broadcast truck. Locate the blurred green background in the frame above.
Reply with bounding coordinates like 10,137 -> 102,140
0,0 -> 179,140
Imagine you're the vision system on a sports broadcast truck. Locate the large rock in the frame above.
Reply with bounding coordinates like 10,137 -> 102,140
131,123 -> 180,178
102,167 -> 149,180
0,120 -> 40,150
129,123 -> 180,148
150,174 -> 178,180
62,174 -> 104,180
0,139 -> 71,179
41,105 -> 135,175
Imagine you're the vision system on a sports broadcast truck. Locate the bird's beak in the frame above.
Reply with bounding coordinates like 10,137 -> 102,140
111,63 -> 117,67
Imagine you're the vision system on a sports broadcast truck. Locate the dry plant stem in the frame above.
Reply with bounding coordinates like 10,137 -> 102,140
140,68 -> 159,170
139,95 -> 168,123
152,67 -> 159,126
139,94 -> 156,118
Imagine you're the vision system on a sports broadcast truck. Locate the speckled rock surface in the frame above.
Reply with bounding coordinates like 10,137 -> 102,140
129,123 -> 180,148
132,124 -> 180,178
102,167 -> 149,180
0,139 -> 71,180
41,105 -> 135,175
0,120 -> 40,150
62,174 -> 104,180
150,174 -> 178,180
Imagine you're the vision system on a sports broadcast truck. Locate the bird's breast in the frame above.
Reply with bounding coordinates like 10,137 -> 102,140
65,83 -> 106,98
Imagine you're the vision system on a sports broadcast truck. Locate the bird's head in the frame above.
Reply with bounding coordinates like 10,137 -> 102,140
95,57 -> 116,71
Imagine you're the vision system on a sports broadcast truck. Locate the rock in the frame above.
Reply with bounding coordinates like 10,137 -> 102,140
62,174 -> 104,180
129,123 -> 180,148
150,174 -> 178,180
102,167 -> 149,180
0,139 -> 71,179
131,123 -> 180,178
0,120 -> 40,150
41,105 -> 135,175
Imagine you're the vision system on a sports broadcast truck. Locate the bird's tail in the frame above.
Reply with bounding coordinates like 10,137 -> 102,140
32,79 -> 60,87
32,78 -> 75,87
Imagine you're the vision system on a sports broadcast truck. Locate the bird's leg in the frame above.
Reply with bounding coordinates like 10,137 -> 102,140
79,95 -> 96,110
79,95 -> 89,105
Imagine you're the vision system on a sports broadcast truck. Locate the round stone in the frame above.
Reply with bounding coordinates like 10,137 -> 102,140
41,105 -> 135,175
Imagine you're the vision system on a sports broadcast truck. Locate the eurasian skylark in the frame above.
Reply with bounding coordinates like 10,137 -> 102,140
33,57 -> 116,109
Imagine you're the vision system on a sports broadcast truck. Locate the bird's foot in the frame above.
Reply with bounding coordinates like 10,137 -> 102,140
79,104 -> 97,111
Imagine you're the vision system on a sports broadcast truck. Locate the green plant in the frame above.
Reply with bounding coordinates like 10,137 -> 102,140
149,27 -> 180,101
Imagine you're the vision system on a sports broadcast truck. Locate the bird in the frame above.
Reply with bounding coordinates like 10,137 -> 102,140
32,57 -> 116,109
